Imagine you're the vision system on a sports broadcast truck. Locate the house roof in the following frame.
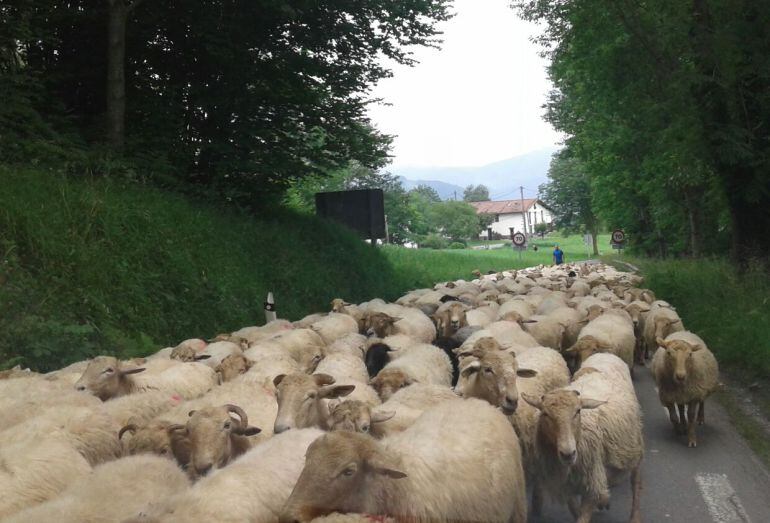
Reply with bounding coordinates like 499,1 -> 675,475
469,199 -> 546,215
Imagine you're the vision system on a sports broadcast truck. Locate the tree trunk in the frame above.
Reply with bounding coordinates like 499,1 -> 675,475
590,226 -> 599,256
683,190 -> 701,257
106,0 -> 127,151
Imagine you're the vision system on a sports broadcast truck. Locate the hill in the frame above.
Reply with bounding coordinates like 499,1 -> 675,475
391,147 -> 558,200
397,177 -> 464,200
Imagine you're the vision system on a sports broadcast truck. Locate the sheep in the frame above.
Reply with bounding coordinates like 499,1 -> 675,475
567,280 -> 591,298
522,352 -> 643,523
546,305 -> 588,349
369,343 -> 452,400
310,514 -> 395,523
311,312 -> 360,345
279,398 -> 527,523
4,454 -> 191,523
460,320 -> 540,353
652,331 -> 719,447
237,350 -> 303,390
363,309 -> 436,343
432,301 -> 468,337
369,383 -> 459,438
273,373 -> 374,433
183,404 -> 263,478
74,356 -> 217,401
119,418 -> 191,468
214,353 -> 253,383
364,341 -> 393,378
325,333 -> 367,360
565,311 -> 636,371
294,312 -> 329,328
497,299 -> 535,321
431,336 -> 461,385
327,400 -> 395,434
315,351 -> 371,384
522,314 -> 569,350
195,340 -> 243,368
169,338 -> 209,361
535,291 -> 569,315
132,429 -> 324,523
642,306 -> 684,361
625,300 -> 652,363
231,319 -> 294,345
0,403 -> 122,466
244,328 -> 326,374
0,436 -> 92,519
331,298 -> 365,328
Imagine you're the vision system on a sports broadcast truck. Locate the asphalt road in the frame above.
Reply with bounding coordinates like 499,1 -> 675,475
532,362 -> 770,523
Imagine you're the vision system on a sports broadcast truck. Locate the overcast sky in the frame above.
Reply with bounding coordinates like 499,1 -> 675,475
367,0 -> 561,169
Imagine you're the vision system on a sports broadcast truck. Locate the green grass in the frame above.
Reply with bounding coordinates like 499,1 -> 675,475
384,233 -> 609,287
612,256 -> 770,376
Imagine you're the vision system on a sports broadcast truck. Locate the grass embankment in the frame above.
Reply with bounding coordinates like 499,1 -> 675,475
0,167 -> 404,371
0,166 -> 607,372
625,257 -> 770,377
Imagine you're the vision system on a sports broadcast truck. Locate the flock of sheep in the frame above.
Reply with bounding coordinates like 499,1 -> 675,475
0,262 -> 720,523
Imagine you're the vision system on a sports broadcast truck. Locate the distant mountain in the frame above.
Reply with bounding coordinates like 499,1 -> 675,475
398,177 -> 464,201
391,147 -> 559,201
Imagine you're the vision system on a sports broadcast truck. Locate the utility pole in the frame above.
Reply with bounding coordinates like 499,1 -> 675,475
453,190 -> 457,201
519,186 -> 528,236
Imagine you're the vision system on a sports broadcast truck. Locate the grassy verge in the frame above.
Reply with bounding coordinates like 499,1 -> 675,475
715,390 -> 770,468
616,257 -> 770,377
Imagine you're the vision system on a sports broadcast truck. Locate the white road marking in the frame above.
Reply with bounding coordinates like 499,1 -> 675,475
695,473 -> 751,523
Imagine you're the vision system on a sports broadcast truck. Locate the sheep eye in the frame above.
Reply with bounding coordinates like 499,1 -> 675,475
313,355 -> 322,362
224,421 -> 232,429
160,449 -> 168,455
104,368 -> 114,374
484,367 -> 494,374
400,383 -> 408,388
361,425 -> 370,432
573,411 -> 580,418
342,467 -> 356,477
306,392 -> 317,400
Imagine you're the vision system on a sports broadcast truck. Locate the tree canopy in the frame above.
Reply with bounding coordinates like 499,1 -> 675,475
463,184 -> 490,202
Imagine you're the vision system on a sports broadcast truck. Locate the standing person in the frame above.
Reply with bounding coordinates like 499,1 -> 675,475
552,244 -> 565,265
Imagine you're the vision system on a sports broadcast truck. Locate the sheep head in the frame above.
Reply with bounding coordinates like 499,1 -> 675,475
522,389 -> 605,466
564,335 -> 612,365
273,373 -> 355,433
215,353 -> 253,383
364,312 -> 401,338
330,298 -> 352,313
656,337 -> 702,383
186,404 -> 261,477
369,368 -> 414,401
119,419 -> 190,467
456,348 -> 536,415
74,356 -> 146,401
327,400 -> 395,434
279,431 -> 406,523
653,315 -> 682,342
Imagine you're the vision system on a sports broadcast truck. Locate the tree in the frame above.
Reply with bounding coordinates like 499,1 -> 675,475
410,184 -> 441,203
539,148 -> 600,255
463,184 -> 490,202
427,201 -> 481,242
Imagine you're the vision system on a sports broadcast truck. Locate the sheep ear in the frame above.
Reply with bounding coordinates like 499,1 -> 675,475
188,410 -> 197,417
389,317 -> 402,324
460,360 -> 481,378
656,337 -> 668,348
563,344 -> 577,354
688,343 -> 702,352
193,354 -> 211,361
580,398 -> 607,410
120,367 -> 146,376
235,426 -> 261,436
521,393 -> 544,410
320,384 -> 355,399
517,368 -> 538,378
215,371 -> 223,385
167,424 -> 187,434
371,410 -> 396,423
367,451 -> 407,479
313,373 -> 336,386
273,374 -> 287,387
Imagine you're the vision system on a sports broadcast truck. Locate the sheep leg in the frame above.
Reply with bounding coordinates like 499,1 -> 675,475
697,400 -> 705,425
629,463 -> 642,523
687,400 -> 699,448
567,496 -> 581,519
677,403 -> 687,435
576,497 -> 598,523
531,479 -> 544,517
666,403 -> 679,427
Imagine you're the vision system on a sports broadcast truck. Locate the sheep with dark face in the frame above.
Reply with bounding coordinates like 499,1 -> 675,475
327,400 -> 395,434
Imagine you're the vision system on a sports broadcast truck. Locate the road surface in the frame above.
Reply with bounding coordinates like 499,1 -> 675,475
532,362 -> 770,522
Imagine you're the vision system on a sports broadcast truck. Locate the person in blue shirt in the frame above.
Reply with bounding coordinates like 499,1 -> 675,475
553,244 -> 564,265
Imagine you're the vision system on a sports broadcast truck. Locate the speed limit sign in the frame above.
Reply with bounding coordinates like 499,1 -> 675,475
512,232 -> 526,247
611,229 -> 626,244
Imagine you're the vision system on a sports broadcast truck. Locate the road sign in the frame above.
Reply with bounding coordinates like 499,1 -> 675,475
512,232 -> 526,247
611,229 -> 626,244
583,234 -> 593,246
315,189 -> 385,241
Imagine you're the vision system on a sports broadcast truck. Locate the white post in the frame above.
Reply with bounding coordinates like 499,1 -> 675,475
264,292 -> 277,323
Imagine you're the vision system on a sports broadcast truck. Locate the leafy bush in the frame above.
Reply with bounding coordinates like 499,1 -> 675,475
420,234 -> 448,250
534,222 -> 549,234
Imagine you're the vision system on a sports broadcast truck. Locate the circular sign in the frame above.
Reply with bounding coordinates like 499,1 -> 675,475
612,229 -> 626,244
512,232 -> 526,246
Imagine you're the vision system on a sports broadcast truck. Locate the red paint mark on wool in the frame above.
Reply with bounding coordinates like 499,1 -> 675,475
170,394 -> 182,403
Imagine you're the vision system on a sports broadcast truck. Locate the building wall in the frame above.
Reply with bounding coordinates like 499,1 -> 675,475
480,203 -> 554,238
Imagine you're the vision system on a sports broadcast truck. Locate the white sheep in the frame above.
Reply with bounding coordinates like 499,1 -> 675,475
522,352 -> 643,522
460,320 -> 540,353
231,319 -> 294,344
4,454 -> 190,523
652,331 -> 719,447
363,307 -> 436,343
280,398 -> 527,523
325,333 -> 367,360
642,305 -> 684,360
565,311 -> 636,371
244,328 -> 326,374
369,343 -> 452,400
311,313 -> 360,345
131,428 -> 324,523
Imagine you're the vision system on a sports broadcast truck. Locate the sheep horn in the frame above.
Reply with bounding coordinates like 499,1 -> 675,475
225,404 -> 249,428
118,424 -> 138,440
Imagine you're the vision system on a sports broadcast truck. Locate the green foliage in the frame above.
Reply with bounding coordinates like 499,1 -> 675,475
628,257 -> 770,376
539,150 -> 598,236
419,234 -> 448,250
462,184 -> 490,202
448,242 -> 466,250
534,222 -> 548,235
427,201 -> 482,241
0,166 -> 405,371
516,0 -> 770,261
410,185 -> 442,203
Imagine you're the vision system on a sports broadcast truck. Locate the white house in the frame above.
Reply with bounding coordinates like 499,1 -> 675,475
470,199 -> 554,238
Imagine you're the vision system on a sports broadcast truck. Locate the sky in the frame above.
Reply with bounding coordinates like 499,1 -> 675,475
367,0 -> 561,169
